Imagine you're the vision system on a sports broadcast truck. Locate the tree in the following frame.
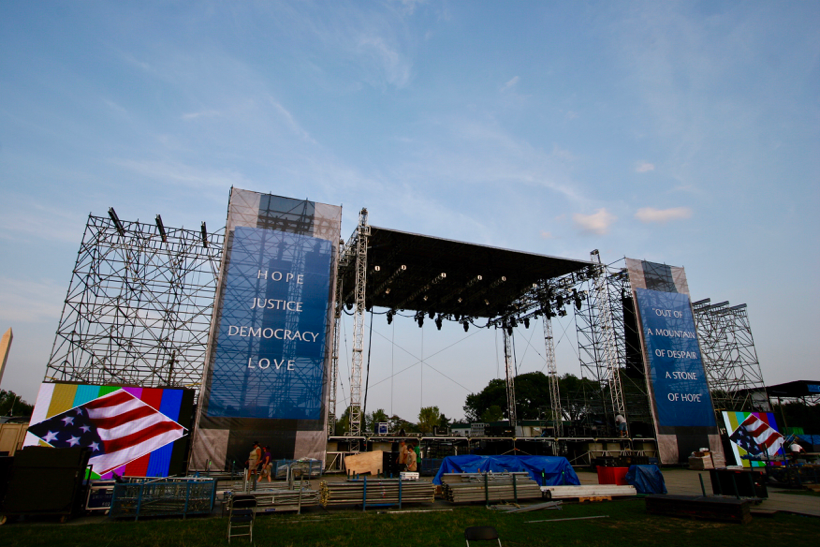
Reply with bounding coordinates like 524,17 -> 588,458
366,408 -> 389,432
480,405 -> 504,423
0,390 -> 33,417
462,372 -> 602,423
388,414 -> 415,435
417,406 -> 441,434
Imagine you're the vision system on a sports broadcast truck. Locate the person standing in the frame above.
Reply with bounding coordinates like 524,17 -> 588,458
405,444 -> 418,472
247,440 -> 262,478
615,414 -> 627,438
396,440 -> 408,472
260,445 -> 272,482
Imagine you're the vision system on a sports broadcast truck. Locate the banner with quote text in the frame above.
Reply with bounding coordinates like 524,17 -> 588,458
635,288 -> 716,429
205,226 -> 332,420
190,189 -> 341,471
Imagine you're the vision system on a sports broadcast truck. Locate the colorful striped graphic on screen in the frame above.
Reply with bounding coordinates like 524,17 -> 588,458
722,411 -> 785,468
26,383 -> 189,479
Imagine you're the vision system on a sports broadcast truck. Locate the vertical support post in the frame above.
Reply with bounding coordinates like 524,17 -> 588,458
503,326 -> 517,429
542,314 -> 564,438
349,209 -> 369,452
327,239 -> 345,436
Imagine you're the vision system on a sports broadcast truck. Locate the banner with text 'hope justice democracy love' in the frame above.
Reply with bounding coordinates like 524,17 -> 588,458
635,288 -> 716,429
205,226 -> 332,421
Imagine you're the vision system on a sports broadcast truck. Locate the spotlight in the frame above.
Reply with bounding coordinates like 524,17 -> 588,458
387,310 -> 394,325
523,318 -> 530,329
573,289 -> 582,311
506,326 -> 513,336
428,310 -> 435,320
557,294 -> 564,308
415,311 -> 424,328
346,302 -> 353,311
462,321 -> 469,333
510,317 -> 517,328
435,316 -> 443,330
559,308 -> 567,317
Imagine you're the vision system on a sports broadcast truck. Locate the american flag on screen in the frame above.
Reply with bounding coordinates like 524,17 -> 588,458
27,389 -> 186,475
729,413 -> 784,457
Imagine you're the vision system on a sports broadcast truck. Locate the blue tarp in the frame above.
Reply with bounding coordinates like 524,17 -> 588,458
432,455 -> 580,486
797,434 -> 820,451
625,464 -> 667,494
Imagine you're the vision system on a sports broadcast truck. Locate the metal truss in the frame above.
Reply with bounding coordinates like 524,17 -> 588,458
693,299 -> 769,412
542,315 -> 564,437
502,327 -> 517,426
577,252 -> 626,424
576,255 -> 653,432
345,209 -> 369,447
327,238 -> 346,436
44,212 -> 223,398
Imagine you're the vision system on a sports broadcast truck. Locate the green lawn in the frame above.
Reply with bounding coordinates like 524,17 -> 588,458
1,498 -> 818,547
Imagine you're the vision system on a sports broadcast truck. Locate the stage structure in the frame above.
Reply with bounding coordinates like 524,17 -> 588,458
191,189 -> 342,470
692,299 -> 769,412
43,211 -> 223,393
333,220 -> 596,446
575,256 -> 655,439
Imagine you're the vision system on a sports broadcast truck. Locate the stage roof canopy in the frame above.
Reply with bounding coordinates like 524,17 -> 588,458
338,226 -> 594,320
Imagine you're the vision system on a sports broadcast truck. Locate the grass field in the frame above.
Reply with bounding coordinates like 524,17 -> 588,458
1,498 -> 819,547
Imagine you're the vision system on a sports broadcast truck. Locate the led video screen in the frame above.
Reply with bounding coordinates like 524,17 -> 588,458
722,411 -> 785,467
25,382 -> 194,478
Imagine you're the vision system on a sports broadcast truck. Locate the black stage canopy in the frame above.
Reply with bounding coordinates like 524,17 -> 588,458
764,381 -> 820,398
338,226 -> 594,320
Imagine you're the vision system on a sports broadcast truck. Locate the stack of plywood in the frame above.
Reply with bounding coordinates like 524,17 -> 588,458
344,450 -> 385,476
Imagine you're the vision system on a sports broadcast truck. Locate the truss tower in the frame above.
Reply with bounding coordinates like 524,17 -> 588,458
693,299 -> 768,412
44,212 -> 223,398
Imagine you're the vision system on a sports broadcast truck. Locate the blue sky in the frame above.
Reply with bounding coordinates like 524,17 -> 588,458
1,1 -> 818,422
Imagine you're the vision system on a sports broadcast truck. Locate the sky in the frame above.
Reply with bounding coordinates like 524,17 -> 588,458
0,1 -> 818,423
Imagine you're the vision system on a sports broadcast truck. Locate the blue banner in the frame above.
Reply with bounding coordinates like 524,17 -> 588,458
635,288 -> 716,428
206,226 -> 332,420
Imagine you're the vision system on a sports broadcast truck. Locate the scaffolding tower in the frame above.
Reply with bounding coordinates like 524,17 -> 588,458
43,211 -> 223,398
575,255 -> 653,435
693,299 -> 769,412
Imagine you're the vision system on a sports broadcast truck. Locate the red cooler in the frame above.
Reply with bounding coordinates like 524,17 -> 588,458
597,466 -> 629,485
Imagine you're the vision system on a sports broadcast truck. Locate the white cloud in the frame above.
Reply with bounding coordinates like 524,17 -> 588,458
0,202 -> 86,244
181,110 -> 222,120
573,209 -> 617,235
540,231 -> 554,239
636,161 -> 655,173
501,76 -> 519,92
635,207 -> 693,223
112,159 -> 253,190
0,278 -> 65,323
356,34 -> 412,88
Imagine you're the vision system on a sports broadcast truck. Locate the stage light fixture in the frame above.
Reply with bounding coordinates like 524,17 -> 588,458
435,316 -> 443,330
428,310 -> 435,320
108,207 -> 125,236
387,311 -> 394,325
346,302 -> 353,311
462,321 -> 469,332
523,318 -> 530,329
155,214 -> 167,243
558,308 -> 567,317
506,326 -> 513,336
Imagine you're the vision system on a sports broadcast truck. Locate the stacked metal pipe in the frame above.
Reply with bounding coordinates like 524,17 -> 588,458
320,479 -> 435,507
441,472 -> 542,504
250,488 -> 321,510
